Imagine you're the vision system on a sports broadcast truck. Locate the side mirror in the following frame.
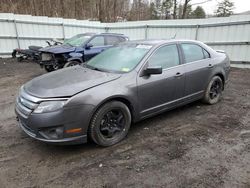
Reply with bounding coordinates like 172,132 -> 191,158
144,66 -> 162,75
85,43 -> 93,49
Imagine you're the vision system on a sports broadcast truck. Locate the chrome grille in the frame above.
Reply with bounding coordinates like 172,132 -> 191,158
16,89 -> 38,117
16,98 -> 32,116
22,97 -> 37,109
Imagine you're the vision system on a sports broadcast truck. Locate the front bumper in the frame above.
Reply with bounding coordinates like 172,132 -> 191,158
15,88 -> 95,145
18,118 -> 87,145
15,103 -> 94,144
39,60 -> 56,66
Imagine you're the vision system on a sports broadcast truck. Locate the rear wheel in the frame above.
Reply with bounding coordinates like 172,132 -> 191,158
17,56 -> 24,62
89,101 -> 131,146
203,76 -> 223,104
12,50 -> 17,58
64,61 -> 80,68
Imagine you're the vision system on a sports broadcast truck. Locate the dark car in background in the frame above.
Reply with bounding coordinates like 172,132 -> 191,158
39,33 -> 129,72
15,40 -> 230,146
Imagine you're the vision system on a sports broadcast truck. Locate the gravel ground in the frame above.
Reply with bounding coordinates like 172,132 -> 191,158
0,58 -> 249,188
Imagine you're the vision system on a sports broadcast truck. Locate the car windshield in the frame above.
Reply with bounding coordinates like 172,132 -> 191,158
64,34 -> 92,46
86,44 -> 152,73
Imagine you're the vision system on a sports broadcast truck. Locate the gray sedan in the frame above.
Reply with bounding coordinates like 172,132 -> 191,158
15,40 -> 230,146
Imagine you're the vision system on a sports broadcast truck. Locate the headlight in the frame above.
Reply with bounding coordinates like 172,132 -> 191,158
33,101 -> 66,113
41,53 -> 53,61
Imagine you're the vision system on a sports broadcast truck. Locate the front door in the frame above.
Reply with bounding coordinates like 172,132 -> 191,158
84,36 -> 106,61
137,44 -> 185,118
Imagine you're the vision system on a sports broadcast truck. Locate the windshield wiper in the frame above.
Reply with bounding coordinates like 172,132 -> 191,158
92,67 -> 103,72
85,64 -> 105,72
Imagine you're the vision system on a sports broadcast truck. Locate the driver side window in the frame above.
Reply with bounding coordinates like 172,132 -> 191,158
148,44 -> 180,69
89,36 -> 105,47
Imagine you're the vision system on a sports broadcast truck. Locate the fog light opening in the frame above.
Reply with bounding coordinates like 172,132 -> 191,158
39,126 -> 64,139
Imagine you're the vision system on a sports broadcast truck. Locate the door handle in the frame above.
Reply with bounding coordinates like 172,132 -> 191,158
207,64 -> 213,68
175,72 -> 183,77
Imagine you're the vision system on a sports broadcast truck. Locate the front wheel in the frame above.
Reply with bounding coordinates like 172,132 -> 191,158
203,76 -> 223,104
63,61 -> 80,68
44,64 -> 60,72
89,101 -> 131,146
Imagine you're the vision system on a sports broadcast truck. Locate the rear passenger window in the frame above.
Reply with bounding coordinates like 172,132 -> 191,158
119,37 -> 127,42
148,44 -> 180,69
106,36 -> 121,45
181,43 -> 206,63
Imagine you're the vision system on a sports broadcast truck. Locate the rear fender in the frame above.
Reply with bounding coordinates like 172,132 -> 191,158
208,66 -> 227,89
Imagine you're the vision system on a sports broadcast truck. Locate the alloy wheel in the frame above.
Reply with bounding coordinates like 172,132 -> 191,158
100,109 -> 125,139
209,79 -> 222,99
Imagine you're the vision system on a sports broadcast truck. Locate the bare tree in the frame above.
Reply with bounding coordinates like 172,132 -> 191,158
173,0 -> 177,19
182,0 -> 192,19
1,0 -> 211,21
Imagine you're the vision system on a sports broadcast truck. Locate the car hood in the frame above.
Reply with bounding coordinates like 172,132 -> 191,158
40,44 -> 76,54
24,66 -> 121,98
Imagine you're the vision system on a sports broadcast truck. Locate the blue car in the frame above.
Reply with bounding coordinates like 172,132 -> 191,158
39,33 -> 129,72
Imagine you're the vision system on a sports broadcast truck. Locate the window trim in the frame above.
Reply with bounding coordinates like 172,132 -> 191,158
202,48 -> 210,59
180,42 -> 211,64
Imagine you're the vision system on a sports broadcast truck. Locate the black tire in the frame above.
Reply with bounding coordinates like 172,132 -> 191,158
12,50 -> 17,58
89,101 -> 131,146
44,64 -> 60,72
44,65 -> 55,72
64,61 -> 80,68
17,56 -> 24,62
203,76 -> 223,104
33,54 -> 41,61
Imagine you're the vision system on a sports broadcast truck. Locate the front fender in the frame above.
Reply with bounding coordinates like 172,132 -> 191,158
67,53 -> 84,63
67,74 -> 139,122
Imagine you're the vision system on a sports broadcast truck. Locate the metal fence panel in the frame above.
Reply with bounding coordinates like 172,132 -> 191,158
109,28 -> 146,40
0,13 -> 250,62
147,27 -> 197,40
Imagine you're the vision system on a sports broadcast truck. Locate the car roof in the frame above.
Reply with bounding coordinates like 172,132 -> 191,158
122,39 -> 202,46
76,33 -> 128,39
79,32 -> 96,35
98,33 -> 128,38
78,32 -> 126,37
100,33 -> 125,36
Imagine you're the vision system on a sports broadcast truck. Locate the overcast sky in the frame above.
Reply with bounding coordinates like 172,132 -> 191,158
191,0 -> 250,14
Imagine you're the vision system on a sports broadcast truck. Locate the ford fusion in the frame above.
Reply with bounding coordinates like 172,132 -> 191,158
15,40 -> 230,146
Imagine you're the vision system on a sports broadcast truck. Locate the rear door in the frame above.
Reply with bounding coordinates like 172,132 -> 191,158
137,44 -> 185,117
180,43 -> 213,98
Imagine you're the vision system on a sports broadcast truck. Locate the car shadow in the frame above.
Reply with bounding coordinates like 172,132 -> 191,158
32,100 -> 204,156
129,100 -> 203,134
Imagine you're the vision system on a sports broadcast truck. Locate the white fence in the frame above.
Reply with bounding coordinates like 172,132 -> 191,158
0,13 -> 250,62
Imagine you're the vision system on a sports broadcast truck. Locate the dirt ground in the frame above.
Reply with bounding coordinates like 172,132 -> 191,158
0,58 -> 249,188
